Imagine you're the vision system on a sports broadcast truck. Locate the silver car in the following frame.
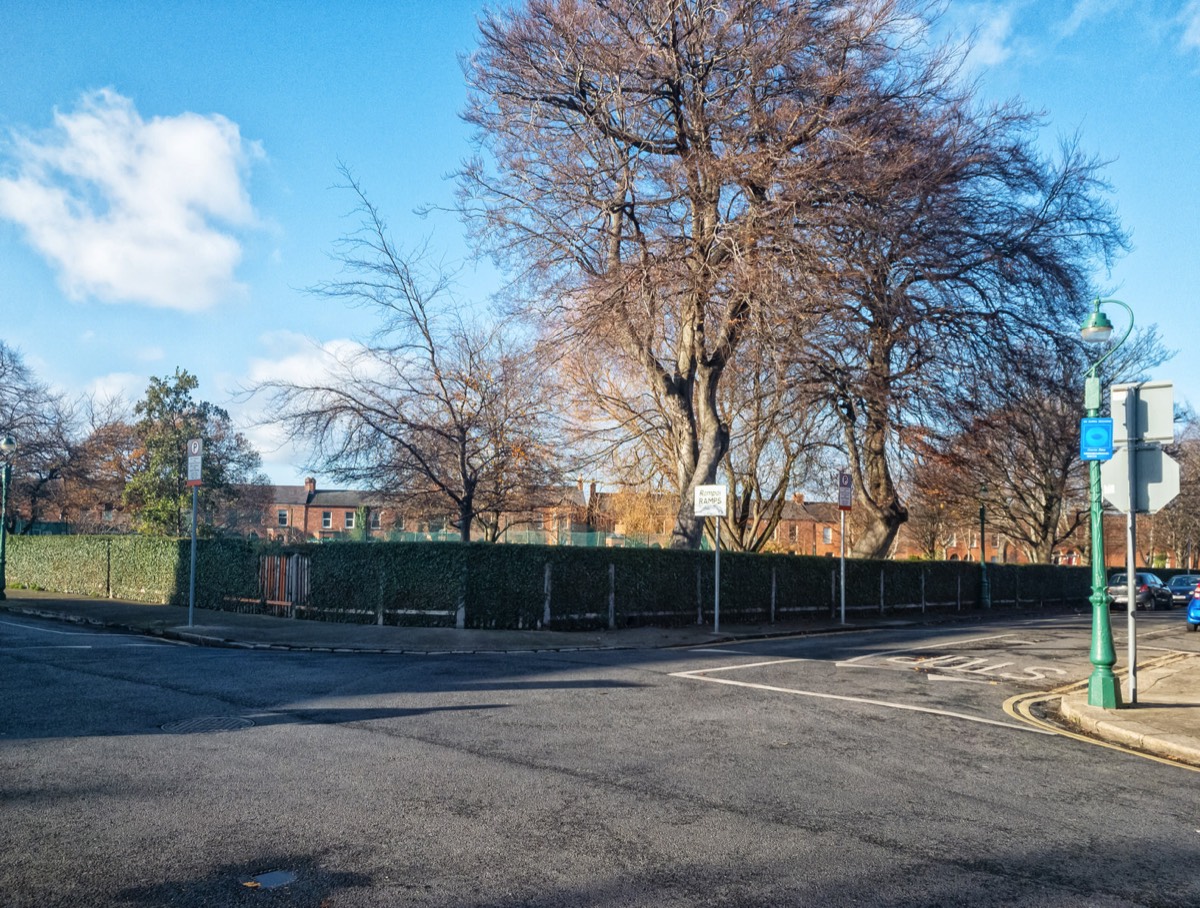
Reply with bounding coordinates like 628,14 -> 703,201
1106,572 -> 1173,610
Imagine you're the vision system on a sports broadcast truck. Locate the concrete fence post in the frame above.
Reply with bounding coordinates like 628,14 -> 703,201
456,562 -> 466,630
770,567 -> 777,624
608,563 -> 616,630
543,562 -> 552,628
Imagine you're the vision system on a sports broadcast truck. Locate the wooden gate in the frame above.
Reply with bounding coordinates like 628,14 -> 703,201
259,553 -> 310,615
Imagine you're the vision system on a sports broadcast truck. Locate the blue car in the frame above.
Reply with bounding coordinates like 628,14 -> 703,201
1189,587 -> 1200,632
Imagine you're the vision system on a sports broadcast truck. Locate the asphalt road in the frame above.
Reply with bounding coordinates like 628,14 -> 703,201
2,610 -> 1198,907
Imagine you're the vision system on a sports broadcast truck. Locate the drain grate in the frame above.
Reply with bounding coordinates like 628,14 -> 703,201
161,716 -> 255,733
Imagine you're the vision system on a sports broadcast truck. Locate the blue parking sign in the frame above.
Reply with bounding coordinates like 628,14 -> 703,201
1080,417 -> 1114,461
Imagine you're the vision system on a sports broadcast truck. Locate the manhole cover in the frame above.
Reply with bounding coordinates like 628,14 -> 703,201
161,716 -> 255,733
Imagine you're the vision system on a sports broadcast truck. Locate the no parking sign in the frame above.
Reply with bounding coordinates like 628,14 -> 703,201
186,438 -> 203,487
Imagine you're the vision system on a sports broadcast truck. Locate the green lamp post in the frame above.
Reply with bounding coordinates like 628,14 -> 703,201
979,482 -> 991,608
0,434 -> 15,601
1080,298 -> 1132,709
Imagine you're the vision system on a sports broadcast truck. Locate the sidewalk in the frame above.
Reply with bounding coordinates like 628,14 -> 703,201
1057,654 -> 1200,768
4,589 -> 1199,768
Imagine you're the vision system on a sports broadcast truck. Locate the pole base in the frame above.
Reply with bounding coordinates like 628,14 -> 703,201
1087,669 -> 1123,709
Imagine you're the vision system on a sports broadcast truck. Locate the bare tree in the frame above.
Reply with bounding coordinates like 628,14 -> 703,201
718,346 -> 832,553
0,342 -> 80,532
793,97 -> 1127,557
55,396 -> 137,533
460,0 -> 964,548
256,173 -> 562,542
1156,411 -> 1200,569
911,328 -> 1167,563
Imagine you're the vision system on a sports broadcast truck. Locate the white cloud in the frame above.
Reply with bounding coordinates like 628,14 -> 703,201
237,332 -> 377,482
1059,0 -> 1121,38
1182,0 -> 1200,49
247,331 -> 371,386
946,3 -> 1020,69
135,345 -> 165,363
86,371 -> 146,405
0,89 -> 262,311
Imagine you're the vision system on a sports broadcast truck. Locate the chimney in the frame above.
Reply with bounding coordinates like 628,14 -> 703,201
791,492 -> 805,504
304,477 -> 316,497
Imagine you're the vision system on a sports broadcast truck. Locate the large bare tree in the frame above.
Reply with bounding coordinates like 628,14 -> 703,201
257,174 -> 562,542
910,329 -> 1167,563
460,0 -> 958,548
795,97 -> 1126,556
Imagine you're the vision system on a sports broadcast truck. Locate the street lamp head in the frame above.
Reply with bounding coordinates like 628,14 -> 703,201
0,435 -> 14,457
1080,299 -> 1114,344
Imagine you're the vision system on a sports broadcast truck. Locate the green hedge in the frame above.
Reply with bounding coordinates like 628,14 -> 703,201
7,535 -> 259,606
5,535 -> 1091,629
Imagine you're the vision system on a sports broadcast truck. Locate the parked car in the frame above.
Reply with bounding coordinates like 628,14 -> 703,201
1188,583 -> 1200,631
1168,574 -> 1200,607
1106,572 -> 1172,610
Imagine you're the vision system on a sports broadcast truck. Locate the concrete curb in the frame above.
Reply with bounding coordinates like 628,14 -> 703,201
1056,654 -> 1200,768
1059,698 -> 1200,766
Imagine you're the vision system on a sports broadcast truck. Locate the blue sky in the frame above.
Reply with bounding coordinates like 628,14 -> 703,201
1,1 -> 1197,484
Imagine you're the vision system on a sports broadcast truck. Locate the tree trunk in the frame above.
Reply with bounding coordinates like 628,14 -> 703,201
667,364 -> 729,550
844,391 -> 908,559
458,496 -> 474,543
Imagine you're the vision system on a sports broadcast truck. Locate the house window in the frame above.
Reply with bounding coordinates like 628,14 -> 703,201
344,511 -> 355,529
370,511 -> 381,529
277,509 -> 288,527
788,525 -> 798,542
322,511 -> 332,529
822,526 -> 833,544
102,506 -> 113,523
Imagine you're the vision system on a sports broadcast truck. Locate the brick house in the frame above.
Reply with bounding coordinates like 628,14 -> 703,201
244,478 -> 397,542
767,494 -> 846,556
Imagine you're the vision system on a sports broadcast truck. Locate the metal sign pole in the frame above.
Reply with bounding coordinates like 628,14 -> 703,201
186,437 -> 203,629
188,485 -> 198,628
713,518 -> 721,634
839,510 -> 846,625
692,484 -> 728,635
1124,388 -> 1139,705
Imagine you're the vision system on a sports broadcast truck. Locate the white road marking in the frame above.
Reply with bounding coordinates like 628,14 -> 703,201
685,658 -> 807,673
0,620 -> 176,646
836,633 -> 1018,667
688,648 -> 750,654
0,620 -> 101,636
671,668 -> 1053,734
